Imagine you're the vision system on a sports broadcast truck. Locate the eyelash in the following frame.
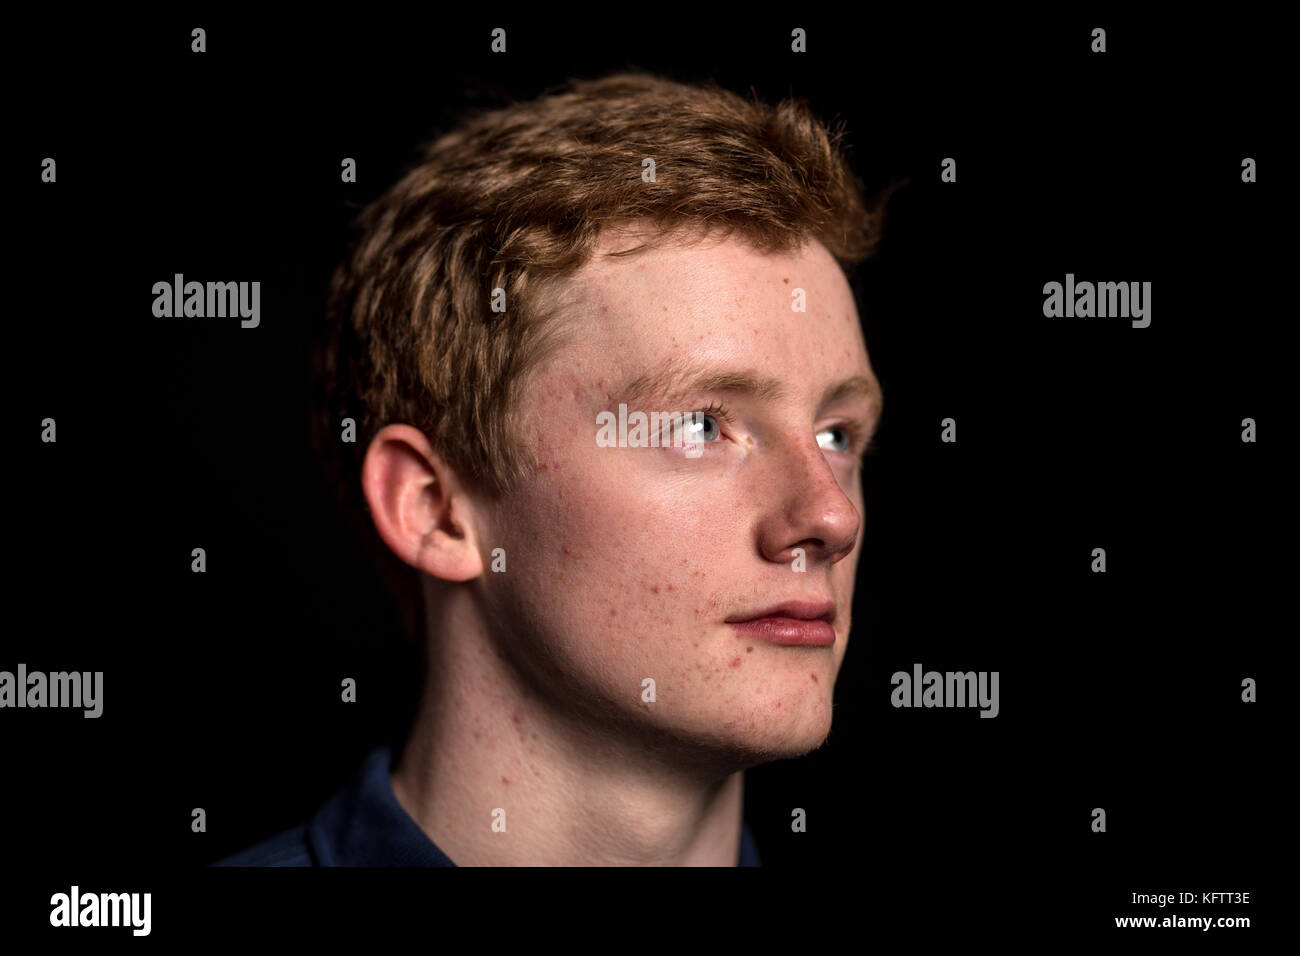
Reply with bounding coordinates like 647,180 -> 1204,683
689,402 -> 876,458
695,400 -> 733,426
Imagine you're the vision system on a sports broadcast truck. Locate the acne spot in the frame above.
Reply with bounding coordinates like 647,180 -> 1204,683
651,585 -> 660,594
730,657 -> 742,668
810,673 -> 818,683
502,776 -> 511,785
512,712 -> 522,724
776,701 -> 782,709
610,608 -> 617,617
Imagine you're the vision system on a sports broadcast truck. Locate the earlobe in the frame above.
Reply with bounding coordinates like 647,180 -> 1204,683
360,424 -> 486,582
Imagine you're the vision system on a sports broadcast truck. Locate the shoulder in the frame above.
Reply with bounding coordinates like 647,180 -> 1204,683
211,822 -> 316,867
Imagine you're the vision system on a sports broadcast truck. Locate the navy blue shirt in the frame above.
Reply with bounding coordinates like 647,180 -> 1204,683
214,745 -> 761,866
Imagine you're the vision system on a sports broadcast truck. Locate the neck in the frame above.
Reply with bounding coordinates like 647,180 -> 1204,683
389,588 -> 746,866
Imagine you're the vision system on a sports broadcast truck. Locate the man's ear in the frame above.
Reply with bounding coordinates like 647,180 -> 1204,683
361,423 -> 486,582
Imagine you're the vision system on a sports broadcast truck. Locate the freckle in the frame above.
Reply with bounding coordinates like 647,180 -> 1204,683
531,732 -> 538,739
666,584 -> 676,591
693,642 -> 699,648
746,646 -> 753,653
810,673 -> 818,683
610,607 -> 617,617
783,277 -> 789,283
730,657 -> 741,667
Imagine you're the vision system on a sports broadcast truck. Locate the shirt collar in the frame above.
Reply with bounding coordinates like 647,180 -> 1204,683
308,745 -> 761,866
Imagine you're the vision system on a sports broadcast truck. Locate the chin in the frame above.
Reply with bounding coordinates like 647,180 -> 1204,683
700,709 -> 836,769
762,717 -> 835,760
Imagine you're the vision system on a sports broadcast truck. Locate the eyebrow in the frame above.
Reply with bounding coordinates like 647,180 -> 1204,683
614,357 -> 883,418
820,375 -> 883,417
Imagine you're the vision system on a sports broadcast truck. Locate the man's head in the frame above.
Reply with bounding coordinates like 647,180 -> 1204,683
317,72 -> 886,769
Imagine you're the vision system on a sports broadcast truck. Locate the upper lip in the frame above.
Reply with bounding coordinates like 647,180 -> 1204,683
726,600 -> 837,625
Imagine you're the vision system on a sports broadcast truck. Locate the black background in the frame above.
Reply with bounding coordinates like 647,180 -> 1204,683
9,8 -> 1281,944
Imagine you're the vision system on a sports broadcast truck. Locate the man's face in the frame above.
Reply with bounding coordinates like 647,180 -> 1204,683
478,228 -> 881,767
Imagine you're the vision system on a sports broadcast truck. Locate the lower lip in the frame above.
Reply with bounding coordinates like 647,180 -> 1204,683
727,618 -> 835,646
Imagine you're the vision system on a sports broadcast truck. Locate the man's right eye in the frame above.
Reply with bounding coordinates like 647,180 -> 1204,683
679,412 -> 721,443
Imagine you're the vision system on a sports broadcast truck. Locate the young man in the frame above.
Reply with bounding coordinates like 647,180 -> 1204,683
217,71 -> 885,867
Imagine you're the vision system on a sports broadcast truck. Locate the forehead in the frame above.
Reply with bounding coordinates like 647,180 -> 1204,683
546,228 -> 873,399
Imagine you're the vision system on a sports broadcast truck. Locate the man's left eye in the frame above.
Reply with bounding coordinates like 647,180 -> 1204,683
817,426 -> 852,453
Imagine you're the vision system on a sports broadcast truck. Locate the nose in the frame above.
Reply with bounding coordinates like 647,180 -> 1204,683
755,435 -> 861,567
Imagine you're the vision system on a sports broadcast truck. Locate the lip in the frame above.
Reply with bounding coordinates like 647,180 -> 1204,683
725,600 -> 837,646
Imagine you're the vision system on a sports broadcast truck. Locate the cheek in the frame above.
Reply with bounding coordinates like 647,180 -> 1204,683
499,455 -> 712,624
